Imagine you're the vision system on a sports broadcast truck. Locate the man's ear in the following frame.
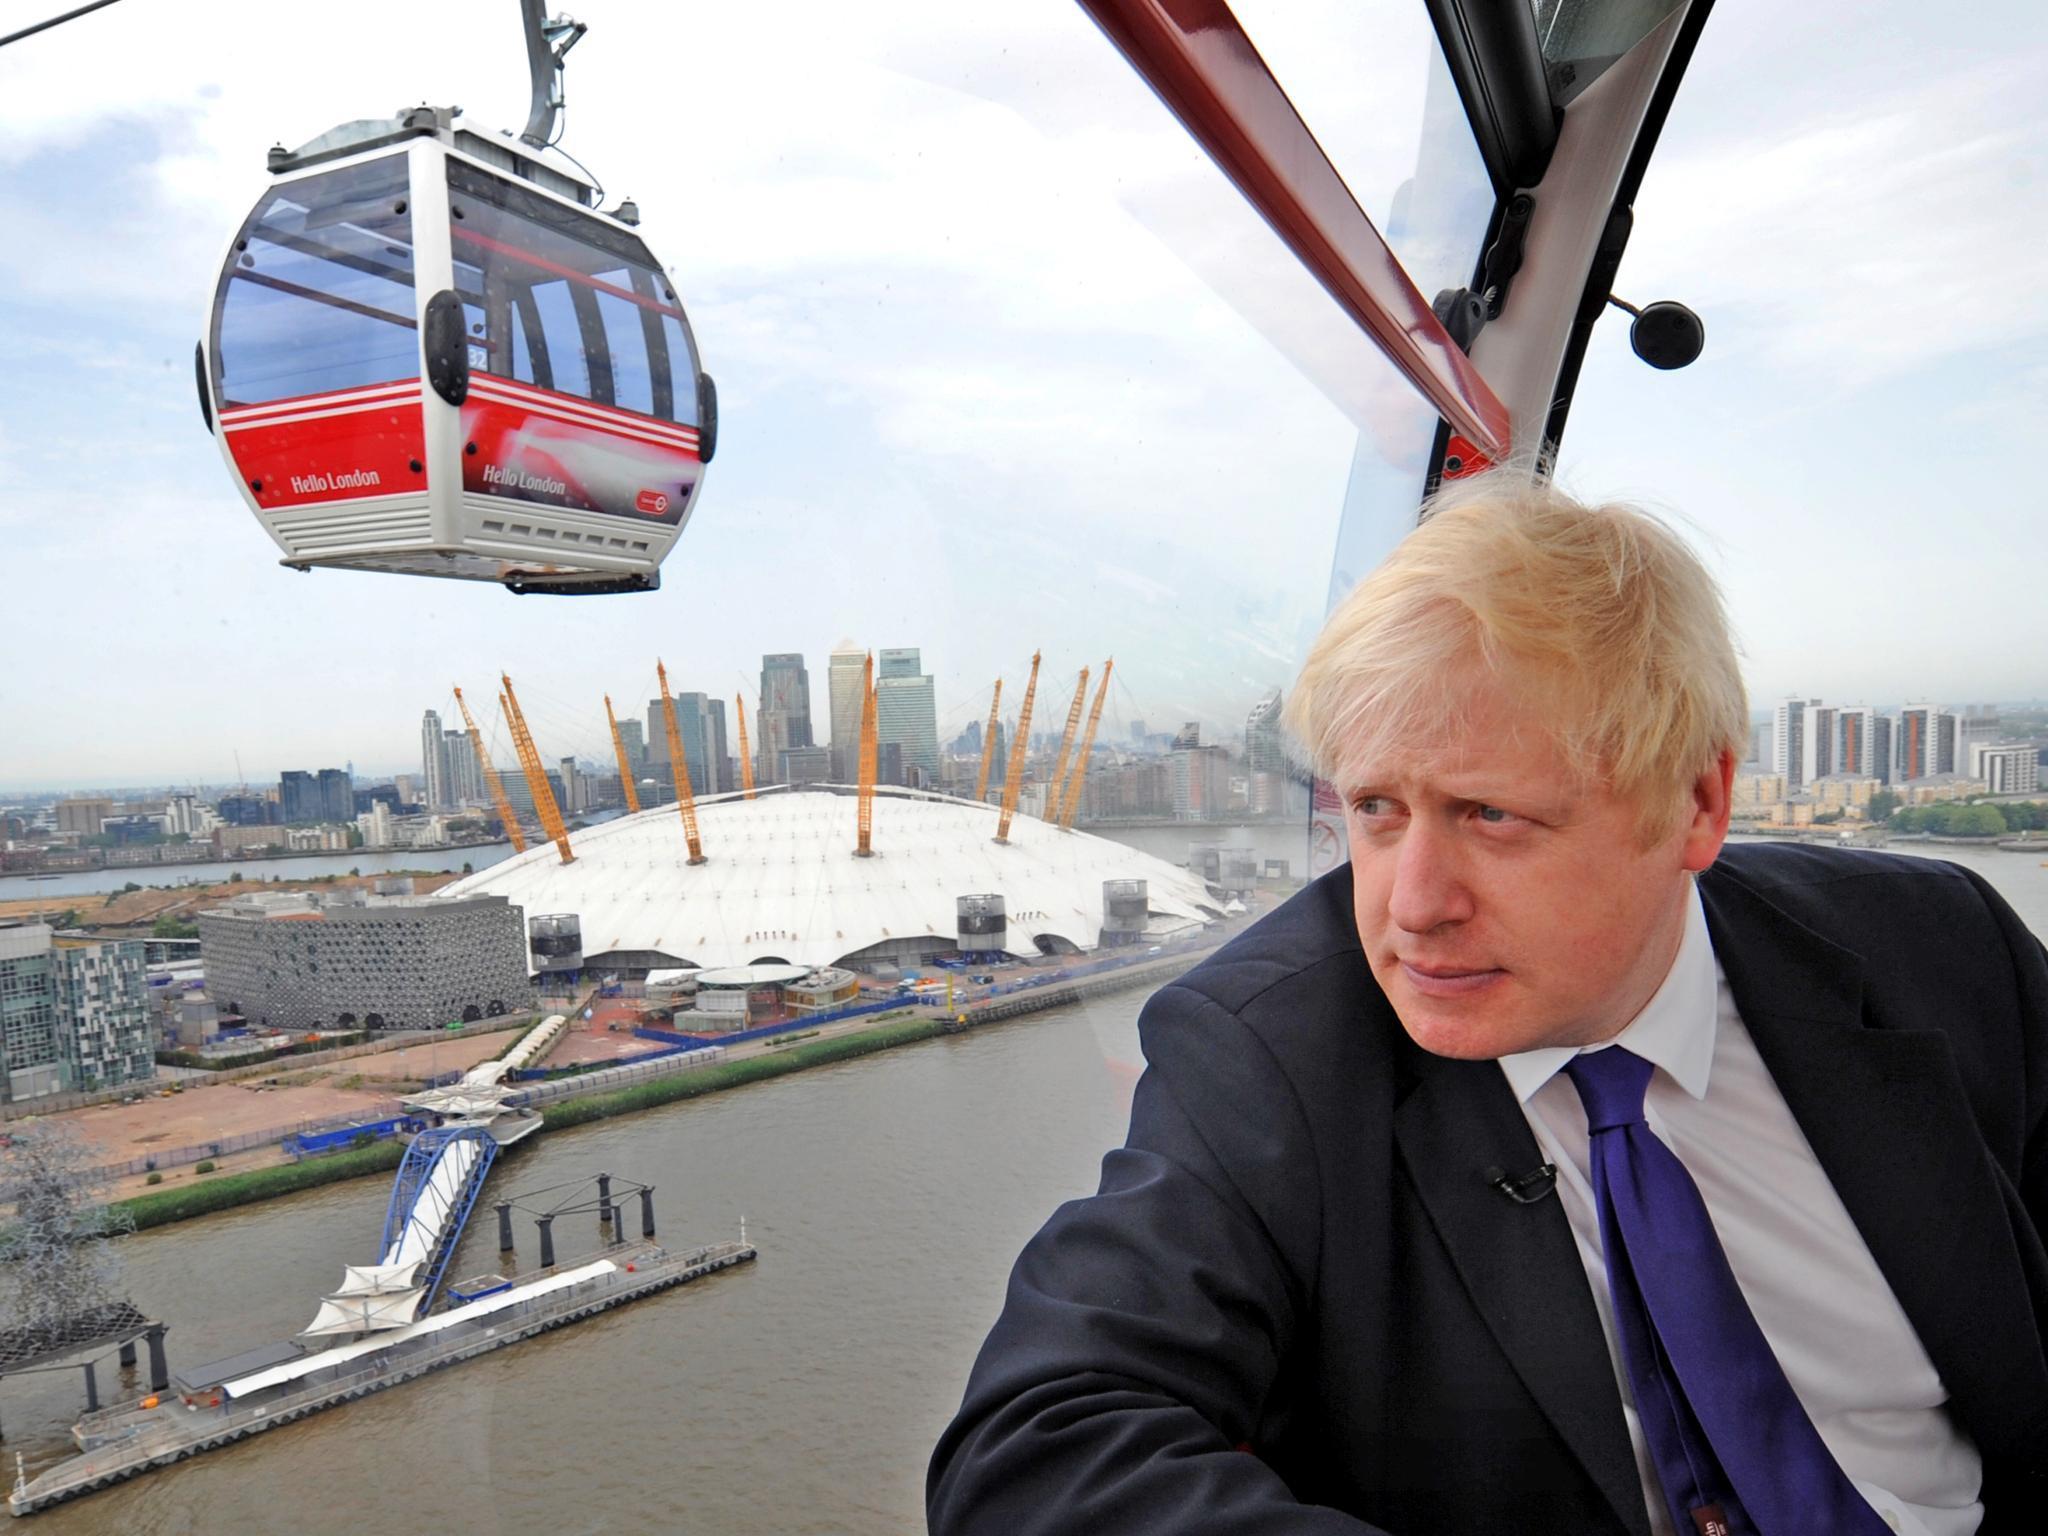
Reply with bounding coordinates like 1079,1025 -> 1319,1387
1680,749 -> 1736,874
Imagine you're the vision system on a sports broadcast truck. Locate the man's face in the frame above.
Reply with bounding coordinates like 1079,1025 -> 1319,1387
1343,672 -> 1727,1060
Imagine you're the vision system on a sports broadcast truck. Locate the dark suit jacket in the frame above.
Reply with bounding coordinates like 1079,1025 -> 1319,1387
928,843 -> 2048,1534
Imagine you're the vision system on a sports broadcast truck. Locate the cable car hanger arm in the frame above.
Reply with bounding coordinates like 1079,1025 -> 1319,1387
1076,0 -> 1511,461
0,0 -> 126,51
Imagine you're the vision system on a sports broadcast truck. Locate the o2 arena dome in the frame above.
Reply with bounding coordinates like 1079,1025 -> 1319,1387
437,785 -> 1222,974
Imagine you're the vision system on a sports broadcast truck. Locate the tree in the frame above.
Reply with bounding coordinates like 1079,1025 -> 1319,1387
1867,790 -> 1901,824
1955,803 -> 2008,837
152,915 -> 200,940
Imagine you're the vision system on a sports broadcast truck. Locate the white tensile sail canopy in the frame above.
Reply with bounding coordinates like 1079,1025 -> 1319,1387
302,1289 -> 426,1337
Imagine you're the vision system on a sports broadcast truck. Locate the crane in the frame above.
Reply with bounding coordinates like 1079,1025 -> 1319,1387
1056,659 -> 1113,829
972,678 -> 1003,803
1044,667 -> 1090,825
734,694 -> 757,799
604,694 -> 642,814
655,660 -> 707,865
855,653 -> 879,856
452,685 -> 527,854
500,675 -> 573,865
994,651 -> 1042,846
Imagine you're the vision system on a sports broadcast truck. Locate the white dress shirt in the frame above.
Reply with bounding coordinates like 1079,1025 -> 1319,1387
1497,882 -> 1983,1536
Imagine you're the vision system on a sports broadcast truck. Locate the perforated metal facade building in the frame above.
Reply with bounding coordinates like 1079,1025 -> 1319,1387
197,892 -> 532,1032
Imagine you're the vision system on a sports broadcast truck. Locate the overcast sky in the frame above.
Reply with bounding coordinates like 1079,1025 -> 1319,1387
1,0 -> 2042,791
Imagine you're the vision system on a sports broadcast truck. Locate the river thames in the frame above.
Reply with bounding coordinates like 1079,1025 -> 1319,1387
8,840 -> 2044,1534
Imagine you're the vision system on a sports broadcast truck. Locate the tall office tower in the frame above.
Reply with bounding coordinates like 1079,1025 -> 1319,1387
758,653 -> 813,784
645,698 -> 670,769
318,769 -> 354,823
421,709 -> 447,810
616,719 -> 646,775
675,693 -> 729,794
1772,698 -> 1814,789
875,647 -> 939,781
279,771 -> 318,824
557,758 -> 583,815
828,643 -> 866,781
1800,703 -> 1837,787
986,721 -> 1008,789
443,729 -> 484,806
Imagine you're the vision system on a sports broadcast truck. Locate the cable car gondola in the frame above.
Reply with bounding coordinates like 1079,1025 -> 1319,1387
195,5 -> 715,595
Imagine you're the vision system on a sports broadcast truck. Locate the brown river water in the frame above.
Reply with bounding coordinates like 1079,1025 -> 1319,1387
10,841 -> 2045,1535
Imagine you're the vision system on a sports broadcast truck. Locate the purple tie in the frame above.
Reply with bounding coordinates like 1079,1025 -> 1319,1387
1564,1047 -> 1893,1536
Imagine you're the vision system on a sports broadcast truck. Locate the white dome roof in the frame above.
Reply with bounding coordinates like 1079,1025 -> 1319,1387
438,785 -> 1217,971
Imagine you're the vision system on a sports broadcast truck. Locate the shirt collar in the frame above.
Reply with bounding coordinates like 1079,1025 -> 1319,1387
1496,879 -> 1718,1106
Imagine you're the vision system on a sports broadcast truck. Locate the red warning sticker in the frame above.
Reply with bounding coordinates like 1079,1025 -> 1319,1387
635,489 -> 670,516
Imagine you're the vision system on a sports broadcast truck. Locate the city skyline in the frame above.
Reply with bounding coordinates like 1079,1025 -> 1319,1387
8,673 -> 2048,798
3,4 -> 2044,789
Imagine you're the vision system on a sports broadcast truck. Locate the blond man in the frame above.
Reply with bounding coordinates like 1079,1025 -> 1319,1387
930,474 -> 2047,1536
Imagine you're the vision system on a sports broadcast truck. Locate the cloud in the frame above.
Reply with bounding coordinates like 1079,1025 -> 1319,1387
1618,58 -> 2048,384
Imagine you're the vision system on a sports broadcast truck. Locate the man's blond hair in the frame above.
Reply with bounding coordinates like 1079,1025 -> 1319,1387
1283,472 -> 1749,839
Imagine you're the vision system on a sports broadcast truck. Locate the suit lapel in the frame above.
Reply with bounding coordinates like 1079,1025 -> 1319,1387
1700,866 -> 2048,1474
1392,1042 -> 1652,1536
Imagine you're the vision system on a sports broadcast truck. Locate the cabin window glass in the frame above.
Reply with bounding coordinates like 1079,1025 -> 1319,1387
211,156 -> 416,407
446,160 -> 690,425
593,279 -> 656,417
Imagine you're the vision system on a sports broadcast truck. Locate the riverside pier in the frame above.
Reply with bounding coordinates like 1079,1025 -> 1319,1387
9,1237 -> 754,1516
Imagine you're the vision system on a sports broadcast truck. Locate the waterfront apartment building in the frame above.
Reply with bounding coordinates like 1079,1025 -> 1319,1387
876,648 -> 939,782
1732,771 -> 1787,810
198,891 -> 532,1032
421,709 -> 447,810
1833,707 -> 1891,784
53,798 -> 113,839
1974,744 -> 2040,797
1171,745 -> 1232,819
1772,698 -> 1814,790
1896,705 -> 1957,782
1246,689 -> 1288,814
0,922 -> 153,1102
1800,703 -> 1837,788
828,643 -> 866,781
1809,774 -> 1881,814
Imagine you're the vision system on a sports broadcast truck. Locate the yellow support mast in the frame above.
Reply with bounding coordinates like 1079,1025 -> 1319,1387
500,675 -> 573,865
656,661 -> 707,865
452,685 -> 526,854
604,694 -> 642,814
855,653 -> 878,856
1044,667 -> 1090,826
994,651 -> 1042,845
972,678 -> 1003,803
734,694 -> 757,799
1057,658 -> 1113,829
